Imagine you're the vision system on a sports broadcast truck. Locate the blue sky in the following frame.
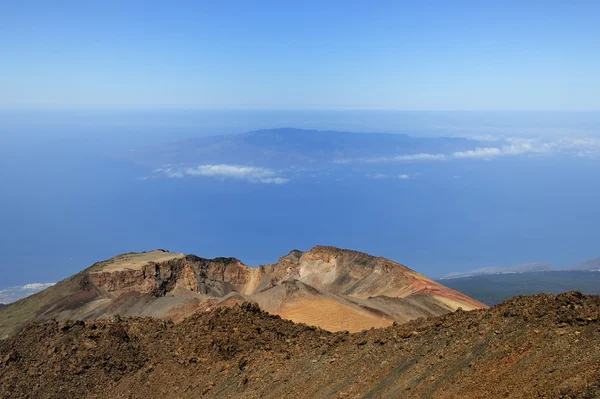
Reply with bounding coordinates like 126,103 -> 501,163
1,0 -> 599,110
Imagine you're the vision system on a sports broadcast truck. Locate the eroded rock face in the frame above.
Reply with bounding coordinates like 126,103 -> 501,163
89,255 -> 253,297
0,246 -> 488,336
89,261 -> 182,295
83,247 -> 487,330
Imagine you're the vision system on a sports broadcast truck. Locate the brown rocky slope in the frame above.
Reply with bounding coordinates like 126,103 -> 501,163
0,247 -> 486,337
1,292 -> 598,398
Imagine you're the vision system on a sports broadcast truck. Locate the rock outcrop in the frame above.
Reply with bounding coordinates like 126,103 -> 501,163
0,246 -> 486,337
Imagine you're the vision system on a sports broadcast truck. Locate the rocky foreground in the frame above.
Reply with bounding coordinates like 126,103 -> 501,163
1,292 -> 599,398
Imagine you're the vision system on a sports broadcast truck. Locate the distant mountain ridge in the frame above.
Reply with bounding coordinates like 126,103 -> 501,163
439,271 -> 600,305
442,256 -> 600,279
441,262 -> 553,279
121,128 -> 483,169
569,258 -> 600,271
438,258 -> 600,305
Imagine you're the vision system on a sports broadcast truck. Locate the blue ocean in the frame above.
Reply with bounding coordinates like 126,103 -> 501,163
1,110 -> 599,287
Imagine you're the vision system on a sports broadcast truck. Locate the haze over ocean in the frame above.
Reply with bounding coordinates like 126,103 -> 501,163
1,110 -> 599,289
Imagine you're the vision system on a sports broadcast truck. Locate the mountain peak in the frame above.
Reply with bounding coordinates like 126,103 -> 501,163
0,246 -> 486,337
280,249 -> 304,260
303,245 -> 380,261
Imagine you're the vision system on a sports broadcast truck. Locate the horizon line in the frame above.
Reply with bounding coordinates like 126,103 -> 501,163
1,106 -> 600,113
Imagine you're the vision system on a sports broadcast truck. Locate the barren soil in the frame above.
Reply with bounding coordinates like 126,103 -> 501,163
1,292 -> 598,399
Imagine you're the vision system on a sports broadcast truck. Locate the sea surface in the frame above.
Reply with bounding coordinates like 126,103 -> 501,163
1,110 -> 599,287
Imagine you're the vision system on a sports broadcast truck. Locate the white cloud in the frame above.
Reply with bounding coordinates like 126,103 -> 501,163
255,177 -> 290,184
359,153 -> 447,163
452,137 -> 561,159
452,147 -> 503,159
550,137 -> 600,158
363,146 -> 527,163
156,164 -> 290,184
332,158 -> 352,164
336,135 -> 600,166
392,153 -> 447,161
367,173 -> 388,179
22,283 -> 54,290
366,173 -> 412,180
0,282 -> 55,304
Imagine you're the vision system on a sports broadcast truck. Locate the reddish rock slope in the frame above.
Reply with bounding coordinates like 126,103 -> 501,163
0,247 -> 486,337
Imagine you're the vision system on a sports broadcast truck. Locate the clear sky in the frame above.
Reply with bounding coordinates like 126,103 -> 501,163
1,0 -> 599,110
